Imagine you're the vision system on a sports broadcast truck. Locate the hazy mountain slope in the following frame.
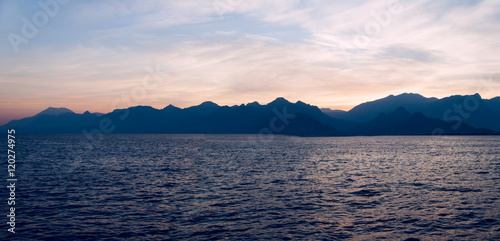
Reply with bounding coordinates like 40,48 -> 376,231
421,94 -> 500,131
331,93 -> 500,131
342,93 -> 438,122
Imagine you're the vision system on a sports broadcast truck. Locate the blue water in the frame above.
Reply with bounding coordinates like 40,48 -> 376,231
2,135 -> 500,240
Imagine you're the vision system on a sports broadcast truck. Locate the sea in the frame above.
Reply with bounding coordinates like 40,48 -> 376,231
1,134 -> 499,240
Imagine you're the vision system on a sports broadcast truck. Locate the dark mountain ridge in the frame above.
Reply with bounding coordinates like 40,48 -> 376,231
323,93 -> 500,132
1,94 -> 498,136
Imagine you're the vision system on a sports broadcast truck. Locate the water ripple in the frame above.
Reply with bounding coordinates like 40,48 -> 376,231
1,134 -> 498,240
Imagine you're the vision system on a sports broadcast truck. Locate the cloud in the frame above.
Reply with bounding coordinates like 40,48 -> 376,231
1,0 -> 499,123
377,45 -> 439,62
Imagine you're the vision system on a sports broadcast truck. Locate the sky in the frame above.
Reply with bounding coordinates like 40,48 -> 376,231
1,0 -> 499,125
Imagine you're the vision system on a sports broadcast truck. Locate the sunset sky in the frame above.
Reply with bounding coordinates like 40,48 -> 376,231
1,0 -> 499,125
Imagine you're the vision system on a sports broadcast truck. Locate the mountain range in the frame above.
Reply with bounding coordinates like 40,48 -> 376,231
1,93 -> 498,136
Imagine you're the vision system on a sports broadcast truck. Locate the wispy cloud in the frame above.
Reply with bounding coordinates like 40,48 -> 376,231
1,0 -> 499,124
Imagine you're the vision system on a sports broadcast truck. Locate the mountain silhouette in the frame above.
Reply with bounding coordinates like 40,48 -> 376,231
35,107 -> 75,117
325,93 -> 438,121
184,101 -> 220,116
419,93 -> 500,131
323,93 -> 500,131
4,98 -> 339,136
3,108 -> 100,133
1,95 -> 498,136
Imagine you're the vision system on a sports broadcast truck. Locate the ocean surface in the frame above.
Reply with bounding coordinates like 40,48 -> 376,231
2,134 -> 500,240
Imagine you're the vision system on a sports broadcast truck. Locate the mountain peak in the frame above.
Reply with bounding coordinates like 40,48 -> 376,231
184,101 -> 220,115
163,104 -> 180,111
399,92 -> 422,96
268,97 -> 291,105
389,93 -> 428,100
247,101 -> 261,107
199,101 -> 219,107
295,100 -> 308,106
36,107 -> 74,117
